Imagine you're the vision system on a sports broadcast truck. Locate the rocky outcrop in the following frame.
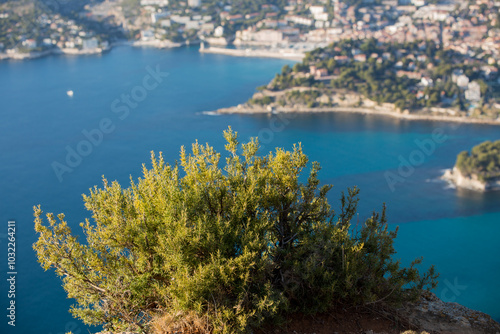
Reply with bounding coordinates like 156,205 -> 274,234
397,291 -> 500,334
96,292 -> 500,334
442,167 -> 500,192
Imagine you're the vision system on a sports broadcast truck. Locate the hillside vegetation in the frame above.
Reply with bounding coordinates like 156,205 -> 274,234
248,39 -> 499,118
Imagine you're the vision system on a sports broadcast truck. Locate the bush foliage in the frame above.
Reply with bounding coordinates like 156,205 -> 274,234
34,128 -> 437,333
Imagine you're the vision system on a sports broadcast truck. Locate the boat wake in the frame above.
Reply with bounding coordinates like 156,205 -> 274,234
200,111 -> 221,116
426,169 -> 455,189
444,182 -> 456,189
426,178 -> 455,189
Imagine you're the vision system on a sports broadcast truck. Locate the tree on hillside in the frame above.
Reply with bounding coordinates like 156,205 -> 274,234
34,128 -> 438,333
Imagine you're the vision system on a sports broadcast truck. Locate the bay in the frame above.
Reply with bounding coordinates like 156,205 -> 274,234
0,46 -> 499,334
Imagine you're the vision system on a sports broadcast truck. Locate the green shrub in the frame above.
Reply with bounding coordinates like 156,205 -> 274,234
249,96 -> 274,106
34,128 -> 438,333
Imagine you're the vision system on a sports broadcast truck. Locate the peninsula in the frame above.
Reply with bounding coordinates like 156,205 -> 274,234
214,38 -> 500,125
443,140 -> 500,191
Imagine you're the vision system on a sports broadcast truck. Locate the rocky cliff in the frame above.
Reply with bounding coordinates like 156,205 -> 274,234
442,167 -> 500,192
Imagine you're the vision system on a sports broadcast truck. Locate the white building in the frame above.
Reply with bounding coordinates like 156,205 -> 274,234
421,77 -> 434,87
200,23 -> 215,33
140,30 -> 155,41
214,26 -> 224,37
456,75 -> 470,89
170,15 -> 191,24
151,12 -> 169,24
141,0 -> 169,6
310,5 -> 328,21
314,12 -> 329,21
22,39 -> 37,50
285,15 -> 313,26
309,5 -> 325,15
327,27 -> 343,35
315,21 -> 330,28
82,38 -> 99,50
451,69 -> 463,82
185,21 -> 200,30
465,81 -> 481,101
414,4 -> 453,21
188,0 -> 201,7
237,29 -> 283,43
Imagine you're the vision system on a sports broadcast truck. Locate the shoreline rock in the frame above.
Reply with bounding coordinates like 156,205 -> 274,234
442,167 -> 500,192
397,291 -> 500,334
213,105 -> 500,126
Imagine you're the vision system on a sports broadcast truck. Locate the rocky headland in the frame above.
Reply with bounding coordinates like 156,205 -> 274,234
443,141 -> 500,191
214,88 -> 500,126
442,167 -> 500,192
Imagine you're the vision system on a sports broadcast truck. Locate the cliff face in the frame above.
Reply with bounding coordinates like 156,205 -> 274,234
397,291 -> 500,334
442,167 -> 500,192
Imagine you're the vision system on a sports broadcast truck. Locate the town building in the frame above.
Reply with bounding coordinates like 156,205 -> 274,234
188,0 -> 201,8
82,37 -> 99,50
465,81 -> 481,101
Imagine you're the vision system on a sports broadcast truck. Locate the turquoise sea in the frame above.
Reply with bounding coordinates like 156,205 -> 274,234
0,46 -> 499,334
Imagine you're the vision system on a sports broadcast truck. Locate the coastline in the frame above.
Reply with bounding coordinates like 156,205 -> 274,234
0,43 -> 312,62
0,45 -> 111,61
214,105 -> 500,126
0,48 -> 58,61
442,167 -> 500,192
0,39 -> 187,62
3,43 -> 500,129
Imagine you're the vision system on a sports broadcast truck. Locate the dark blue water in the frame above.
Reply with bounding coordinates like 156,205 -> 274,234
0,46 -> 499,334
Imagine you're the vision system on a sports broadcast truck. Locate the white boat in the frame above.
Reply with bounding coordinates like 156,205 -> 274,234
67,90 -> 74,97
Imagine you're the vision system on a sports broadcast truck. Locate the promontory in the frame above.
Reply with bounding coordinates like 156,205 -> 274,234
443,140 -> 500,191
